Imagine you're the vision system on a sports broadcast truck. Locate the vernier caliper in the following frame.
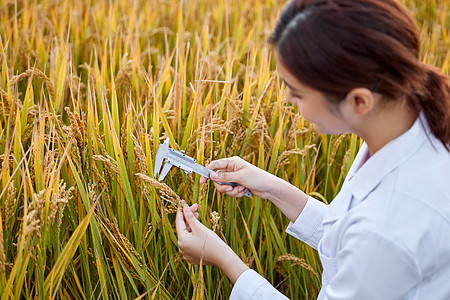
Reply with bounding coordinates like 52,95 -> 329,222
154,138 -> 252,198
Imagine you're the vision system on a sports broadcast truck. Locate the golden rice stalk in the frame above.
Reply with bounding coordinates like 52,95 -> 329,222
226,94 -> 273,155
134,173 -> 181,212
210,211 -> 220,233
91,155 -> 112,206
120,119 -> 129,166
93,154 -> 120,174
65,74 -> 86,101
198,177 -> 209,208
329,134 -> 348,167
66,107 -> 87,144
28,145 -> 36,184
251,114 -> 273,146
223,97 -> 244,148
30,190 -> 46,224
52,180 -> 75,232
274,145 -> 317,174
132,134 -> 149,197
0,215 -> 6,280
0,220 -> 5,276
163,109 -> 176,121
64,107 -> 87,165
186,118 -> 233,156
107,217 -> 142,260
4,180 -> 17,231
100,216 -> 143,279
277,254 -> 317,276
144,223 -> 153,240
18,207 -> 41,243
193,117 -> 233,138
286,113 -> 310,150
274,148 -> 307,174
244,255 -> 256,269
263,101 -> 278,126
132,134 -> 148,175
10,68 -> 56,100
21,123 -> 35,146
43,150 -> 57,183
96,132 -> 108,156
115,59 -> 133,92
0,87 -> 21,107
199,104 -> 215,123
341,149 -> 351,175
92,136 -> 115,198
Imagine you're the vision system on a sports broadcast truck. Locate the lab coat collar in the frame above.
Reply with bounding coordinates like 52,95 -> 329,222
350,112 -> 431,201
322,113 -> 431,225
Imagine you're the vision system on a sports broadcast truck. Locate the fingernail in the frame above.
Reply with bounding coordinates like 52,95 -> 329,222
238,186 -> 245,192
224,186 -> 232,192
210,173 -> 218,180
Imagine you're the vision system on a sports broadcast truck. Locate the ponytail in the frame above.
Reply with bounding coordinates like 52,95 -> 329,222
412,65 -> 450,150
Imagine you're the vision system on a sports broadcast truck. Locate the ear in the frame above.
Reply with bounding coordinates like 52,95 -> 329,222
342,88 -> 375,116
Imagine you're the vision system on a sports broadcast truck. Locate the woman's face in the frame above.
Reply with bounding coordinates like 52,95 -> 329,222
276,57 -> 350,134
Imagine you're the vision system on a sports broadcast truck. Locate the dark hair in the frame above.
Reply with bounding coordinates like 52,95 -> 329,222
270,0 -> 450,149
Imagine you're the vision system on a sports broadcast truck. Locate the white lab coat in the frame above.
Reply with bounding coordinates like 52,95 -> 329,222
230,113 -> 450,299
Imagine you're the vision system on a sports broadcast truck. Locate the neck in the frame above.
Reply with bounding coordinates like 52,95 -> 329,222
357,100 -> 418,155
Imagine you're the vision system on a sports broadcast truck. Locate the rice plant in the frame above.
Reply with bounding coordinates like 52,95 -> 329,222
0,0 -> 447,298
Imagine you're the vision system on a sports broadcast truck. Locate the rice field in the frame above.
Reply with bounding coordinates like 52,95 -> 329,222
0,0 -> 448,298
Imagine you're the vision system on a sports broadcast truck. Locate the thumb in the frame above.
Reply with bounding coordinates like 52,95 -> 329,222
210,170 -> 241,183
176,207 -> 189,234
182,203 -> 199,229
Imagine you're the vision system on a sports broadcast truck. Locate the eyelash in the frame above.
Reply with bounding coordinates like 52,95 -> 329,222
289,91 -> 302,99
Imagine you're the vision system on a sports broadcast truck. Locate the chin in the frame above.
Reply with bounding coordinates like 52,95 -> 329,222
313,124 -> 346,135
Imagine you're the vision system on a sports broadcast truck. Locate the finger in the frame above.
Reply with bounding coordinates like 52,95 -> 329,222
230,186 -> 248,198
207,157 -> 236,171
229,185 -> 246,198
181,201 -> 194,232
194,212 -> 199,219
212,181 -> 234,193
212,182 -> 246,198
210,170 -> 243,184
235,187 -> 248,198
189,203 -> 199,213
200,176 -> 208,184
176,207 -> 188,234
236,185 -> 246,194
182,202 -> 199,229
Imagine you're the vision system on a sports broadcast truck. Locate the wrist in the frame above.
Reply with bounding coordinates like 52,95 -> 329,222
264,175 -> 287,201
265,177 -> 308,222
215,246 -> 249,284
256,171 -> 287,200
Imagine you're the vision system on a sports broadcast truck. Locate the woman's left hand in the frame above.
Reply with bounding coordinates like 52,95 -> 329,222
176,200 -> 231,266
175,200 -> 250,283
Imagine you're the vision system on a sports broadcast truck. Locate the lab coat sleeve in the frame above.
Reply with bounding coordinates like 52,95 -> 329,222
322,225 -> 421,300
285,196 -> 326,250
230,269 -> 290,300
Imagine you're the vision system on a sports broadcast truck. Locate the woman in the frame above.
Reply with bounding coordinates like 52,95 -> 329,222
175,0 -> 450,299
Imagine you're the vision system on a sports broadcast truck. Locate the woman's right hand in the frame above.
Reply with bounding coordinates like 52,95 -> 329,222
200,156 -> 309,222
200,156 -> 281,199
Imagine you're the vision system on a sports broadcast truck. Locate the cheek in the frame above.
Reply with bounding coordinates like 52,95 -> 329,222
293,100 -> 312,118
